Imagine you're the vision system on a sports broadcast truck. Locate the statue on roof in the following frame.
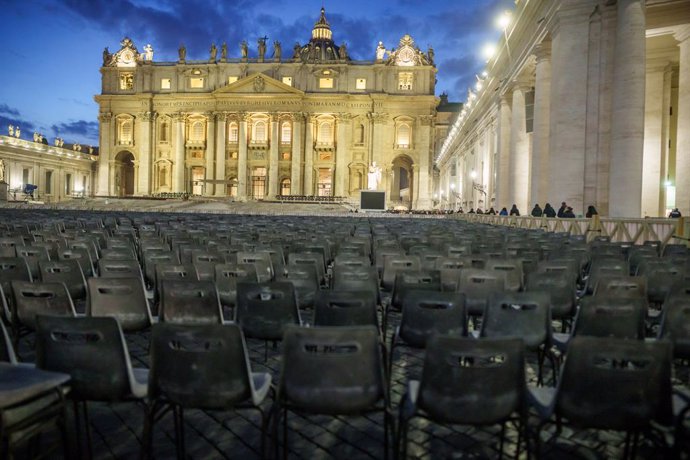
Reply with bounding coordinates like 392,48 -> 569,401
293,42 -> 301,59
258,37 -> 267,61
102,47 -> 111,66
221,42 -> 227,61
143,44 -> 153,61
427,46 -> 435,65
240,40 -> 248,59
178,44 -> 186,62
273,41 -> 281,61
0,159 -> 5,183
339,42 -> 348,60
376,41 -> 386,61
210,43 -> 217,62
8,125 -> 14,137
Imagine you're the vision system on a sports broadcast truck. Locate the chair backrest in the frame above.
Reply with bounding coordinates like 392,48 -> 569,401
481,291 -> 551,349
35,315 -> 136,401
0,256 -> 32,295
279,325 -> 385,414
525,271 -> 576,320
288,252 -> 325,284
418,336 -> 525,425
58,247 -> 94,277
313,290 -> 378,328
0,291 -> 17,363
0,236 -> 24,257
593,276 -> 647,300
149,323 -> 254,408
144,251 -> 179,286
458,268 -> 507,316
485,258 -> 524,292
98,258 -> 143,279
16,245 -> 50,279
398,290 -> 466,348
557,336 -> 672,430
191,250 -> 224,281
237,251 -> 275,283
87,277 -> 152,331
573,296 -> 647,340
235,281 -> 300,341
38,259 -> 87,301
214,263 -> 258,308
159,280 -> 223,325
658,298 -> 690,360
332,266 -> 379,296
283,264 -> 319,309
392,269 -> 442,309
11,280 -> 76,330
381,255 -> 421,291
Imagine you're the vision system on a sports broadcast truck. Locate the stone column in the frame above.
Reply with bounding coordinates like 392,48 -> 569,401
291,113 -> 303,195
214,112 -> 227,196
641,62 -> 668,217
416,115 -> 434,209
97,112 -> 112,196
510,83 -> 530,214
135,111 -> 154,196
335,113 -> 351,196
548,3 -> 590,214
268,114 -> 280,198
412,164 -> 420,209
497,94 -> 512,209
675,26 -> 690,216
173,113 -> 186,193
531,42 -> 551,206
609,0 -> 646,217
304,115 -> 315,195
370,113 -> 388,168
204,113 -> 215,196
237,114 -> 248,199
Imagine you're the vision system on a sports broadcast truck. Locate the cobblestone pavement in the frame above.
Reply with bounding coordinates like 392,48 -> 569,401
13,306 -> 688,460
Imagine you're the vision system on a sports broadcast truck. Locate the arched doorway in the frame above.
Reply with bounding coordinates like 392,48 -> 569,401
391,155 -> 414,208
114,151 -> 135,196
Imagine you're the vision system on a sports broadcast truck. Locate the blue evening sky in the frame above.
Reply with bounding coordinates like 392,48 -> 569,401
0,0 -> 513,146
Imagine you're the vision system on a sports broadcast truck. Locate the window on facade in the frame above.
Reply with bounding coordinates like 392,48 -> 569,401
282,76 -> 293,86
161,78 -> 171,90
317,169 -> 332,197
159,120 -> 169,142
251,167 -> 267,199
119,119 -> 133,144
228,122 -> 239,143
281,122 -> 292,143
190,77 -> 204,88
159,166 -> 168,187
319,78 -> 334,89
318,122 -> 333,144
120,73 -> 134,90
191,150 -> 204,159
398,72 -> 413,91
227,76 -> 238,85
280,178 -> 291,195
253,121 -> 267,142
23,168 -> 30,186
356,78 -> 367,90
190,121 -> 205,141
45,171 -> 53,195
525,89 -> 535,133
228,178 -> 237,197
355,123 -> 364,145
65,173 -> 72,195
397,123 -> 411,148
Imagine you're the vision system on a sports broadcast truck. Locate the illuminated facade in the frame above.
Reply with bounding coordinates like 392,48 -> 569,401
436,0 -> 690,217
96,8 -> 438,209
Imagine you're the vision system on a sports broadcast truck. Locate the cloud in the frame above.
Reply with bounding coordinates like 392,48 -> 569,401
51,120 -> 99,142
0,105 -> 37,138
0,104 -> 21,117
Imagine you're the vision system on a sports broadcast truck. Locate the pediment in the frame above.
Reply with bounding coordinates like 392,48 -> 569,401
213,73 -> 304,96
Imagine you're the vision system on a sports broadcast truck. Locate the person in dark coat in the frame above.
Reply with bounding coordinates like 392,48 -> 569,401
562,206 -> 576,218
543,203 -> 556,218
487,207 -> 496,215
586,205 -> 598,218
557,202 -> 567,218
476,208 -> 484,214
509,204 -> 520,216
499,207 -> 508,216
669,208 -> 682,218
468,208 -> 475,214
531,204 -> 543,217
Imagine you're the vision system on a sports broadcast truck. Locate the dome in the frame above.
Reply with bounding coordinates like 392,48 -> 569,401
294,8 -> 348,63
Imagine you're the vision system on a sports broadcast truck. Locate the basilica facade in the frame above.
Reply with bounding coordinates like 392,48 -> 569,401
96,8 -> 438,209
436,0 -> 690,218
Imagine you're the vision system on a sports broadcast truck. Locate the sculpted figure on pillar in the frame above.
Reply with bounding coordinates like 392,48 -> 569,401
221,42 -> 227,61
376,41 -> 386,61
273,41 -> 281,61
178,44 -> 186,62
257,37 -> 267,61
0,159 -> 5,183
292,42 -> 301,60
368,162 -> 382,190
209,43 -> 217,62
240,40 -> 249,60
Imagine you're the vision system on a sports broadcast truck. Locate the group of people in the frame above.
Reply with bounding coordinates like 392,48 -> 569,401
457,201 -> 599,219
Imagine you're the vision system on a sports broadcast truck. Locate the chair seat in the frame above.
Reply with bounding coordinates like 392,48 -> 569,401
551,332 -> 569,352
131,368 -> 149,399
526,386 -> 556,421
251,372 -> 272,406
0,363 -> 70,409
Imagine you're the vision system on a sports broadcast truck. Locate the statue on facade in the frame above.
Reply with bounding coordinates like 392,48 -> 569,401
0,159 -> 6,183
367,162 -> 382,190
8,125 -> 14,137
14,127 -> 20,138
221,42 -> 227,61
178,44 -> 186,62
240,40 -> 248,59
33,132 -> 39,142
339,42 -> 348,60
273,41 -> 281,61
209,43 -> 217,62
427,46 -> 435,65
257,37 -> 267,61
102,47 -> 111,66
376,41 -> 386,61
143,44 -> 154,61
292,42 -> 301,60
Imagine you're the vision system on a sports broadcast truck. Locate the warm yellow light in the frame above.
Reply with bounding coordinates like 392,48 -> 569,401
470,170 -> 477,179
482,44 -> 496,60
496,11 -> 512,29
475,81 -> 483,91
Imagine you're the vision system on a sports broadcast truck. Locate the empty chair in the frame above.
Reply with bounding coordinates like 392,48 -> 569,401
98,258 -> 144,281
391,269 -> 442,310
658,297 -> 690,362
526,271 -> 576,328
215,262 -> 258,309
398,336 -> 527,459
458,268 -> 506,318
190,250 -> 224,281
287,252 -> 325,286
486,258 -> 524,292
35,315 -> 148,459
57,247 -> 94,278
637,259 -> 684,305
100,247 -> 137,260
87,277 -> 153,332
282,264 -> 319,309
0,257 -> 32,303
381,255 -> 421,292
593,275 -> 647,300
434,257 -> 468,292
143,250 -> 179,288
154,263 -> 197,306
584,257 -> 628,295
143,323 -> 272,459
529,337 -> 672,458
237,251 -> 275,283
332,255 -> 371,273
159,280 -> 223,325
272,325 -> 392,459
313,290 -> 379,330
38,259 -> 87,302
15,245 -> 50,280
235,281 -> 301,358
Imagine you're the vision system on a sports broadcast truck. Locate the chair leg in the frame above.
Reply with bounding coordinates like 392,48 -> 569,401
498,421 -> 506,460
172,405 -> 185,460
73,400 -> 83,460
82,401 -> 93,460
282,407 -> 289,460
383,409 -> 390,460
